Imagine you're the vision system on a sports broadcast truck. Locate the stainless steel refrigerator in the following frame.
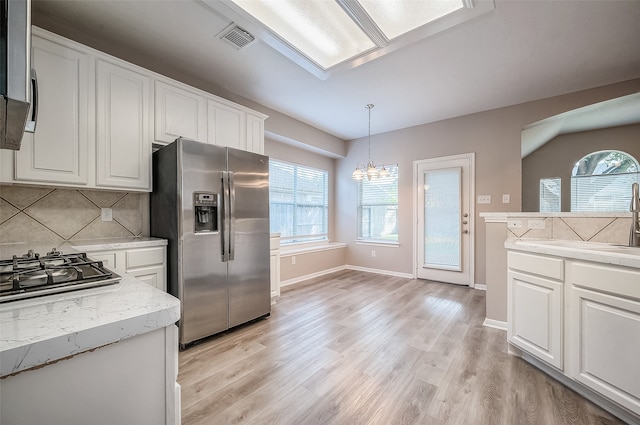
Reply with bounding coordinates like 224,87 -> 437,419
150,138 -> 270,348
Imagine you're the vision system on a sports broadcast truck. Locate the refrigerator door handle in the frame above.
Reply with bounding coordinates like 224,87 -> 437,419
221,171 -> 230,262
229,171 -> 236,261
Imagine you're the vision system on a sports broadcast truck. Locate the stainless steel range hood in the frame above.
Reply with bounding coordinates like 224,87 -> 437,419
1,0 -> 37,150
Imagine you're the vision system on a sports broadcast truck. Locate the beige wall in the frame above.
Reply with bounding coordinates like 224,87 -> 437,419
522,124 -> 640,211
336,79 -> 640,286
280,247 -> 347,283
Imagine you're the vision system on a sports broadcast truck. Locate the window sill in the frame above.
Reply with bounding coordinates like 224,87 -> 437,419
280,242 -> 347,257
355,240 -> 400,247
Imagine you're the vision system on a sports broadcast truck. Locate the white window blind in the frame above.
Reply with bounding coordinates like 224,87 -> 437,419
571,151 -> 640,212
357,165 -> 399,242
571,173 -> 640,212
269,159 -> 328,243
540,178 -> 561,212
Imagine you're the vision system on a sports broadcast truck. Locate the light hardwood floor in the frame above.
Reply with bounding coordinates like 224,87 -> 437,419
178,270 -> 624,425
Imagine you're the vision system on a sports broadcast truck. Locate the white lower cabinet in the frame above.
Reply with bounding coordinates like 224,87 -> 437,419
507,248 -> 640,421
89,246 -> 166,292
569,262 -> 640,416
270,234 -> 281,299
507,251 -> 564,369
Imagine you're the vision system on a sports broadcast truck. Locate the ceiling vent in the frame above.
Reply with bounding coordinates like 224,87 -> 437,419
220,25 -> 256,50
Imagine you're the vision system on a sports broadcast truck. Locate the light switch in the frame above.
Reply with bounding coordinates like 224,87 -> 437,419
502,194 -> 510,204
477,195 -> 492,204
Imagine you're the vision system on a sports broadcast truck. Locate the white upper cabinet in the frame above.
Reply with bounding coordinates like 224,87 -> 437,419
207,99 -> 245,149
246,113 -> 265,155
96,60 -> 152,191
14,34 -> 90,185
154,81 -> 207,144
1,27 -> 266,191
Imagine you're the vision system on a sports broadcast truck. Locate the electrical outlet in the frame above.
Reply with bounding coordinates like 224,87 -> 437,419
101,208 -> 113,222
507,220 -> 523,229
502,194 -> 510,204
291,256 -> 296,265
477,195 -> 491,204
371,250 -> 376,257
528,219 -> 545,230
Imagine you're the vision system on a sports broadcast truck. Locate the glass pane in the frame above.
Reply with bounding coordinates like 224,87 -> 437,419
360,0 -> 464,40
230,0 -> 376,68
423,167 -> 461,270
540,177 -> 561,212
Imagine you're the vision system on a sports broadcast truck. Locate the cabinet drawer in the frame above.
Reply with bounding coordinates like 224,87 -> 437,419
126,247 -> 164,269
90,253 -> 117,270
508,251 -> 564,281
572,262 -> 640,300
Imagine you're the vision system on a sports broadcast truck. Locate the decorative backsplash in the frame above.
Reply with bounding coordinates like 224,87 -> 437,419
507,216 -> 630,245
0,185 -> 146,244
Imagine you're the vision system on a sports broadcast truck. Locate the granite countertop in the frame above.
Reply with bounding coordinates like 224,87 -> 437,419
0,275 -> 180,377
505,239 -> 640,269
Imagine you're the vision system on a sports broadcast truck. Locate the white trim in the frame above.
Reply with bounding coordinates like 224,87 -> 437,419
474,283 -> 487,291
280,242 -> 347,257
355,241 -> 400,247
345,265 -> 414,279
280,266 -> 347,287
413,153 -> 476,287
483,318 -> 507,330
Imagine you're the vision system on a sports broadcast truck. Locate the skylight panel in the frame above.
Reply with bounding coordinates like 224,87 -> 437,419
230,0 -> 376,69
358,0 -> 466,40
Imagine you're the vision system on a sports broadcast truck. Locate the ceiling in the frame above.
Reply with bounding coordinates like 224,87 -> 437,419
31,0 -> 640,142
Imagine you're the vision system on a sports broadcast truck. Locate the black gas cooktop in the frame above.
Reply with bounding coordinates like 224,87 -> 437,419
0,249 -> 121,303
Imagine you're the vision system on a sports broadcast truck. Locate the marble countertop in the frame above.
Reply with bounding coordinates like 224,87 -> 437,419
0,237 -> 167,259
482,212 -> 630,222
70,236 -> 167,252
0,275 -> 180,377
505,239 -> 640,269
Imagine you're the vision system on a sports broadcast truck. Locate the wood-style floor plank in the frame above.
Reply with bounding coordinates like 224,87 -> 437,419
178,270 -> 625,425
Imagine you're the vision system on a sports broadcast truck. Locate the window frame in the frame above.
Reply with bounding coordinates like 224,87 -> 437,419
268,159 -> 329,245
570,150 -> 640,212
356,164 -> 399,244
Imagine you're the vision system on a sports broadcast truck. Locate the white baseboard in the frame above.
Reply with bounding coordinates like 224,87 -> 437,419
474,283 -> 487,291
345,265 -> 414,279
483,318 -> 507,330
280,266 -> 347,288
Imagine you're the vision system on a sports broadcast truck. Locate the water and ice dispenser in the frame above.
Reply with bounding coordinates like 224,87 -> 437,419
193,192 -> 219,233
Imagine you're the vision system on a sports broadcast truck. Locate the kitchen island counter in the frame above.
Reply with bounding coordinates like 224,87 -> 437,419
0,274 -> 180,377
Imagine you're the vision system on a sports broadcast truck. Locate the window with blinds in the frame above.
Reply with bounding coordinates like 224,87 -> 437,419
269,159 -> 328,244
570,150 -> 640,212
540,177 -> 561,212
357,165 -> 399,242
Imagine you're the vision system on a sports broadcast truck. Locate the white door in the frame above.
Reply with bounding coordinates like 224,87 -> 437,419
415,153 -> 474,286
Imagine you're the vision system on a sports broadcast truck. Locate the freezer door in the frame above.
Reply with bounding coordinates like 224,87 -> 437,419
179,140 -> 229,345
227,148 -> 271,328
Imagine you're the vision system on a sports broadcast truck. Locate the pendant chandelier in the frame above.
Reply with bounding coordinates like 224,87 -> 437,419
352,104 -> 389,181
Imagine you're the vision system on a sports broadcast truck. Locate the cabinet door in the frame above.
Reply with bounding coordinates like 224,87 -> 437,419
246,113 -> 264,154
207,100 -> 245,149
508,270 -> 563,369
129,266 -> 165,291
569,263 -> 640,417
96,60 -> 151,191
15,35 -> 90,184
154,81 -> 206,143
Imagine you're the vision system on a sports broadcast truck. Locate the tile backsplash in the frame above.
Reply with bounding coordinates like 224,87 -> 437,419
0,185 -> 147,244
507,216 -> 630,245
